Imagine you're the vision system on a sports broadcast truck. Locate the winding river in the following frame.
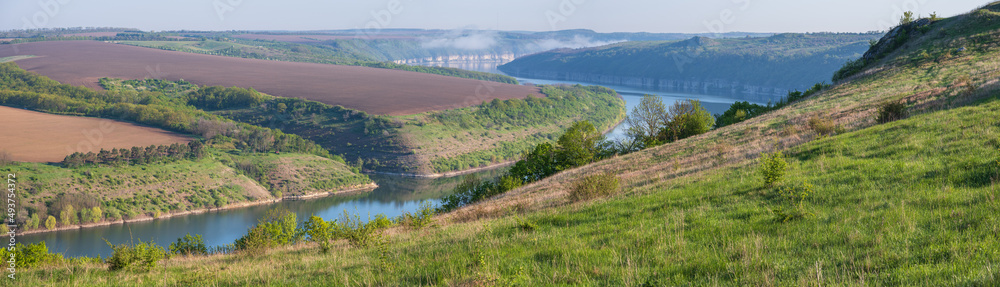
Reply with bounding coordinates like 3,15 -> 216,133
21,59 -> 753,258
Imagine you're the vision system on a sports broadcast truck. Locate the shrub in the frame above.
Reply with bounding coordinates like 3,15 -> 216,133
0,242 -> 62,268
876,101 -> 909,124
514,217 -> 538,232
808,116 -> 842,136
334,211 -> 380,248
758,151 -> 788,187
304,215 -> 334,253
367,214 -> 395,230
235,208 -> 300,252
169,233 -> 208,256
234,225 -> 273,253
105,239 -> 168,272
832,58 -> 866,82
569,172 -> 621,201
396,201 -> 435,229
772,181 -> 816,222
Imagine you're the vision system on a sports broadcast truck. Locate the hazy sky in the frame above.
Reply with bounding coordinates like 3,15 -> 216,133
0,0 -> 989,33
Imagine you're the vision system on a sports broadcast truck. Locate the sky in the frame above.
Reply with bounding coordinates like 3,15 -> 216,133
0,0 -> 990,33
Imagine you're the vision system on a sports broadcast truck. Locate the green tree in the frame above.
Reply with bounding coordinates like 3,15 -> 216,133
900,11 -> 915,25
60,205 -> 76,226
663,99 -> 715,141
27,213 -> 39,229
45,216 -> 56,230
556,121 -> 602,169
90,206 -> 103,223
509,142 -> 558,182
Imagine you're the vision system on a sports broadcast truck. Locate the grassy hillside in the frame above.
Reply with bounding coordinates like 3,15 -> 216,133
215,83 -> 624,175
14,97 -> 998,285
0,66 -> 372,234
396,85 -> 625,173
11,3 -> 1000,286
499,32 -> 878,99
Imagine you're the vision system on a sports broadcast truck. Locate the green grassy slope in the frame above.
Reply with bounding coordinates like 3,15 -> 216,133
14,92 -> 998,286
218,84 -> 624,175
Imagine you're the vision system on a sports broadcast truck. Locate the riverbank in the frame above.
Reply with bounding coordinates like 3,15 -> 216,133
380,109 -> 627,179
16,182 -> 379,236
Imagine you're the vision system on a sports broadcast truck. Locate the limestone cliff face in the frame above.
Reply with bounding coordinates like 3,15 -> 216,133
502,70 -> 789,103
392,53 -> 520,65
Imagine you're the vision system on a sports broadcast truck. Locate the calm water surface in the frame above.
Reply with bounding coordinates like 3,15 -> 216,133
20,170 -> 502,258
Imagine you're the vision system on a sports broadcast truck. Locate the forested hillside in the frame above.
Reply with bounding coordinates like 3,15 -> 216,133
500,32 -> 879,101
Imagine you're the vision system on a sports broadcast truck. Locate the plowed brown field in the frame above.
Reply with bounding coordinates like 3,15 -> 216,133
0,106 -> 191,162
0,41 -> 539,115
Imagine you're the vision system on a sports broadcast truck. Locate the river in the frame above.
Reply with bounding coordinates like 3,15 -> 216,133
19,170 -> 502,258
424,60 -> 759,140
22,59 -> 753,259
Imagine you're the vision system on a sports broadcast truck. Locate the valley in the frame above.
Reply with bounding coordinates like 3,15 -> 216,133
1,1 -> 997,285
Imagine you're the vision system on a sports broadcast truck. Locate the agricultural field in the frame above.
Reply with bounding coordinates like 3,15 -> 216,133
0,62 -> 373,234
0,105 -> 191,162
0,41 -> 540,115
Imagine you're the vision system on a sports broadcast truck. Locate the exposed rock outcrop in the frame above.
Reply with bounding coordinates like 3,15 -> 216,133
862,18 -> 932,62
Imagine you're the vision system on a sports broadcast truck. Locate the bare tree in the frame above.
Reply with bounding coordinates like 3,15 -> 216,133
624,95 -> 669,140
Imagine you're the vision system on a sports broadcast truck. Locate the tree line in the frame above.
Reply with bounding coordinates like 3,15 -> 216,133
714,83 -> 827,128
185,85 -> 265,110
62,141 -> 206,168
